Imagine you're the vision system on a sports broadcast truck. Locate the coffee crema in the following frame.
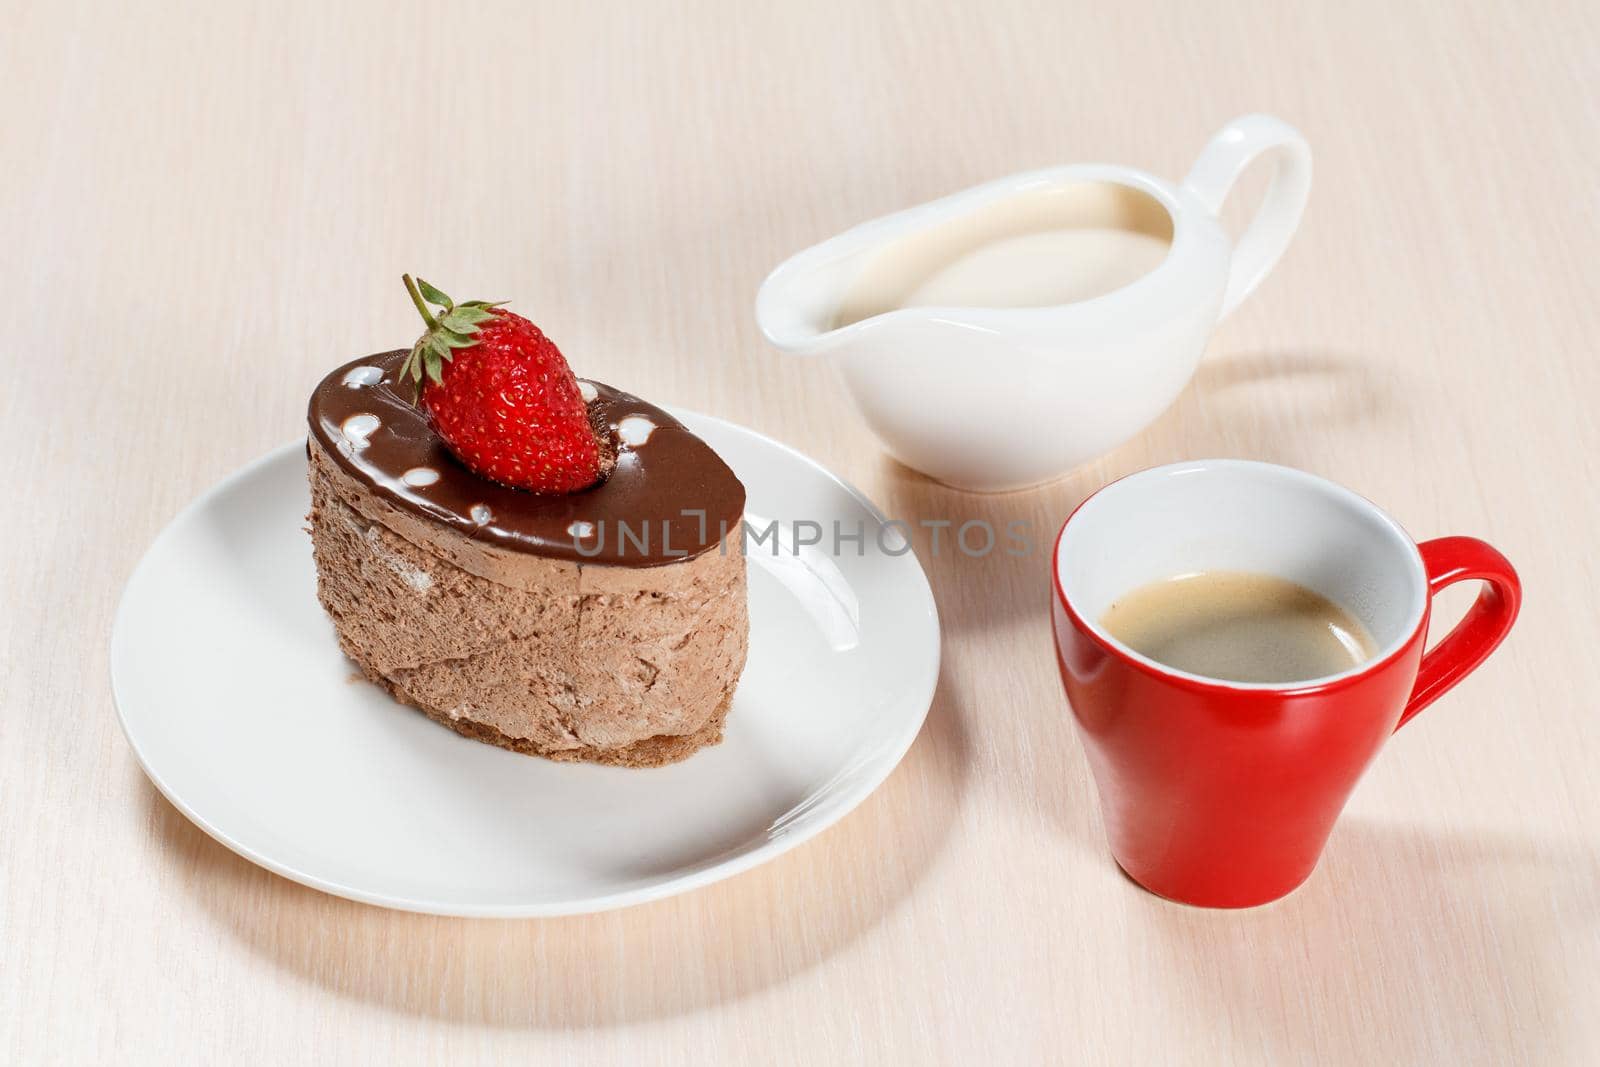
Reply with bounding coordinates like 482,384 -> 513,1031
1099,571 -> 1378,684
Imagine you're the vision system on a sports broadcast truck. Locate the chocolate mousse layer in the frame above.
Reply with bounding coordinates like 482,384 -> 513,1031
309,351 -> 744,566
305,352 -> 748,767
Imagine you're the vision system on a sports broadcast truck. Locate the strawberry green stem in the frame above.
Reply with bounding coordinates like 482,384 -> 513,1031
403,274 -> 439,329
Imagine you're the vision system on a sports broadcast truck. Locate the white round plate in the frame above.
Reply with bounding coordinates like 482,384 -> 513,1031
111,412 -> 940,917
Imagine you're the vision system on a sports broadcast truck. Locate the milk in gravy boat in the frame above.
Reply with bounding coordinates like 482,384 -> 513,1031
756,114 -> 1312,492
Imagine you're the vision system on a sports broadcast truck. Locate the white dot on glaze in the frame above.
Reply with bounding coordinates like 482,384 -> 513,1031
341,413 -> 380,444
342,365 -> 383,387
615,415 -> 656,446
567,521 -> 595,539
469,504 -> 493,525
401,466 -> 440,487
577,380 -> 598,403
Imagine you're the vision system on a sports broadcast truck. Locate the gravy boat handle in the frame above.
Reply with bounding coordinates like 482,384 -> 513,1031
1182,114 -> 1313,320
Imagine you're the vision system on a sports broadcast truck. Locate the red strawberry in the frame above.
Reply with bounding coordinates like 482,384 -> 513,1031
399,275 -> 612,494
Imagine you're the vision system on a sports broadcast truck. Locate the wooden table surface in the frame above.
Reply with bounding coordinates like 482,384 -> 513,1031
5,1 -> 1598,1063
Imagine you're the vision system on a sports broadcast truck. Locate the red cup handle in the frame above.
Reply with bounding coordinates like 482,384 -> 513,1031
1396,536 -> 1521,730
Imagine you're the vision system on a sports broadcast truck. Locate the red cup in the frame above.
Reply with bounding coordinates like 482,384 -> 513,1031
1050,460 -> 1520,907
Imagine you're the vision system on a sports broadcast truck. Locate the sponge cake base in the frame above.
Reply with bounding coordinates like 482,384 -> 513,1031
307,438 -> 747,767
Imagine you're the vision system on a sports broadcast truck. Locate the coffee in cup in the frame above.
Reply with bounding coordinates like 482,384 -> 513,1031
1099,571 -> 1377,685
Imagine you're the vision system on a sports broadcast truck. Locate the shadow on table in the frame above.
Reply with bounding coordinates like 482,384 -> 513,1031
139,659 -> 972,1030
875,456 -> 1086,638
1133,346 -> 1400,471
1133,819 -> 1599,1064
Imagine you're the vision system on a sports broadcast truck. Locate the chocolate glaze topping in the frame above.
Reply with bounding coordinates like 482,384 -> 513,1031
308,351 -> 745,567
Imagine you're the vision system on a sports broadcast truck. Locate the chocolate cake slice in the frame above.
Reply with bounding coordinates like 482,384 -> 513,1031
307,351 -> 748,767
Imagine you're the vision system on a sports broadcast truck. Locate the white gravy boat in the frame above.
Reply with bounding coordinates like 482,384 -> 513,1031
756,114 -> 1312,492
